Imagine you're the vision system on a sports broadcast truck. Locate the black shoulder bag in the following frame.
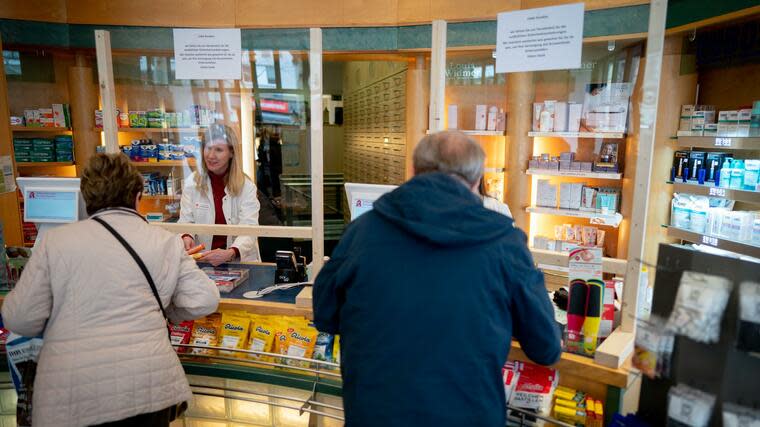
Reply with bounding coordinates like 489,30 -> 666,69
93,216 -> 188,421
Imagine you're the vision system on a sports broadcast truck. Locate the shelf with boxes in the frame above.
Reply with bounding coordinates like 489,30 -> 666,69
12,126 -> 71,133
676,102 -> 760,138
9,103 -> 72,130
665,226 -> 760,259
95,105 -> 217,130
12,134 -> 75,165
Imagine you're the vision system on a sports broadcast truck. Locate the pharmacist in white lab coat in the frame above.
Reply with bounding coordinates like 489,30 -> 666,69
179,124 -> 261,265
480,178 -> 512,218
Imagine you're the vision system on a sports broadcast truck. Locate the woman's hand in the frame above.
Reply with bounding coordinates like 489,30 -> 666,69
182,235 -> 195,251
198,249 -> 236,267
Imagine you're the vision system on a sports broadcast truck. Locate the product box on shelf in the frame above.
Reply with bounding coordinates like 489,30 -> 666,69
475,105 -> 487,131
537,180 -> 558,208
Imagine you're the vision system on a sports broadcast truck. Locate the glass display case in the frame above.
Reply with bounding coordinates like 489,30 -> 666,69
445,49 -> 507,201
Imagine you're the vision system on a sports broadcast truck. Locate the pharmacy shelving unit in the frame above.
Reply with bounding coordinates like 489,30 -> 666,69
667,136 -> 760,259
526,131 -> 630,263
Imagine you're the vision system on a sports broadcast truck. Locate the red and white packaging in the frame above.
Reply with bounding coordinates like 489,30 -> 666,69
502,362 -> 521,403
170,320 -> 194,353
508,361 -> 559,414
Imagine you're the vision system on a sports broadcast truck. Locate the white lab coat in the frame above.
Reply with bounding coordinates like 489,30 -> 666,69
179,172 -> 261,261
483,196 -> 512,218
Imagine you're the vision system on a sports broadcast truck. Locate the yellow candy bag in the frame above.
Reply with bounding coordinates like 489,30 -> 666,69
219,311 -> 250,356
190,313 -> 221,355
284,320 -> 318,368
246,315 -> 277,362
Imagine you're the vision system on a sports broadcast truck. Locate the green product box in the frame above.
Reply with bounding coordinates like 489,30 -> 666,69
146,109 -> 164,119
32,139 -> 54,148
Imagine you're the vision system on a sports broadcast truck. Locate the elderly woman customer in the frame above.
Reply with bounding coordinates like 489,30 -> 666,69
2,153 -> 220,427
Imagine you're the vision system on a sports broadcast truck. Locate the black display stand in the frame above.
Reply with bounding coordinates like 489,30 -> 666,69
638,244 -> 760,426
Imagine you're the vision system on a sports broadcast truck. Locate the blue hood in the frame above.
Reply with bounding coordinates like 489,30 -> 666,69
372,173 -> 514,247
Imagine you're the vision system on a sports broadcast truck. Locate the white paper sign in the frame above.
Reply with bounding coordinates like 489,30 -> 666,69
173,28 -> 241,80
495,3 -> 584,73
0,156 -> 15,194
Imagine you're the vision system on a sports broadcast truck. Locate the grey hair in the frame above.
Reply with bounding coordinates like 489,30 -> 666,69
412,130 -> 485,186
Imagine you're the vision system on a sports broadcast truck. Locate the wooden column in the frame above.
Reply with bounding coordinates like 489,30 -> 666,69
0,35 -> 23,246
643,35 -> 696,275
95,30 -> 119,153
428,20 -> 446,133
309,28 -> 324,276
405,55 -> 429,180
68,57 -> 100,175
505,72 -> 534,232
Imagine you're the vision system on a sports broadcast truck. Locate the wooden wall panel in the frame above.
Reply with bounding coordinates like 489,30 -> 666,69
0,36 -> 23,247
522,0 -> 648,11
342,0 -> 399,26
397,0 -> 431,25
235,0 -> 342,28
431,0 -> 520,22
53,0 -> 653,28
698,63 -> 760,111
67,0 -> 177,26
0,0 -> 67,23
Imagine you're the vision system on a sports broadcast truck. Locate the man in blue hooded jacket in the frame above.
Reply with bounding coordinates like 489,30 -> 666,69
313,130 -> 562,427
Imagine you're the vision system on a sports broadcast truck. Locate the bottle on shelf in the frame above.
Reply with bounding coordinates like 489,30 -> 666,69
719,159 -> 732,189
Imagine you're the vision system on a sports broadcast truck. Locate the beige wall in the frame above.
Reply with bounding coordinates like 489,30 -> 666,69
0,0 -> 648,27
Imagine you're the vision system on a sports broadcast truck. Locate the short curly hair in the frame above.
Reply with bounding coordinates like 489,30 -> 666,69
81,153 -> 144,215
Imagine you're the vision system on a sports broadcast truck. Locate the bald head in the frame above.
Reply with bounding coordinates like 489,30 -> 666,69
412,130 -> 485,187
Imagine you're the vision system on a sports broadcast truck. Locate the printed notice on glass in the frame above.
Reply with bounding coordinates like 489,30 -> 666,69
173,28 -> 241,80
495,3 -> 584,73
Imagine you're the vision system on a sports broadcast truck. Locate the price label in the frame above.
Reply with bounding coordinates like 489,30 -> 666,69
715,137 -> 732,147
709,187 -> 727,197
701,235 -> 719,247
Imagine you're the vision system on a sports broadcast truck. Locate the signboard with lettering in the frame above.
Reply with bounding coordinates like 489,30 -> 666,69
173,29 -> 242,80
495,3 -> 584,73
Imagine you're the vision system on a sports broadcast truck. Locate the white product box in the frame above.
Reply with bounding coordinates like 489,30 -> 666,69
680,105 -> 695,116
537,179 -> 557,208
569,183 -> 583,210
738,109 -> 753,121
533,103 -> 543,131
568,103 -> 582,132
475,105 -> 487,131
559,183 -> 573,209
447,105 -> 458,129
52,104 -> 67,128
554,102 -> 568,132
487,106 -> 498,131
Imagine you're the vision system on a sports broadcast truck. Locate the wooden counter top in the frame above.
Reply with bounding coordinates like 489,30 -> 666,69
509,341 -> 633,389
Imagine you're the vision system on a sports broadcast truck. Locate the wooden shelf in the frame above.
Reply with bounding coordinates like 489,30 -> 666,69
142,194 -> 181,200
528,131 -> 626,139
16,162 -> 75,167
11,126 -> 71,132
669,181 -> 760,204
96,127 -> 206,133
131,160 -> 196,168
509,341 -> 631,388
527,169 -> 622,180
667,226 -> 760,259
674,135 -> 760,150
425,129 -> 506,136
220,298 -> 312,319
526,206 -> 623,227
530,248 -> 627,276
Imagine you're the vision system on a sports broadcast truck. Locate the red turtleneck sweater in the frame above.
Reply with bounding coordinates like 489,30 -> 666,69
208,172 -> 239,259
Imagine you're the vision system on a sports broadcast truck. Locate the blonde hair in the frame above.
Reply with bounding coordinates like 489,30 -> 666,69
195,124 -> 248,197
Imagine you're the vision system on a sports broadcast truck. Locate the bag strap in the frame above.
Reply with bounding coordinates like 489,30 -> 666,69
92,216 -> 169,324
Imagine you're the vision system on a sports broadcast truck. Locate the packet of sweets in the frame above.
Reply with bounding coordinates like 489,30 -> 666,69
219,312 -> 250,356
246,315 -> 277,363
190,313 -> 221,355
284,321 -> 318,368
169,320 -> 194,353
272,316 -> 291,365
